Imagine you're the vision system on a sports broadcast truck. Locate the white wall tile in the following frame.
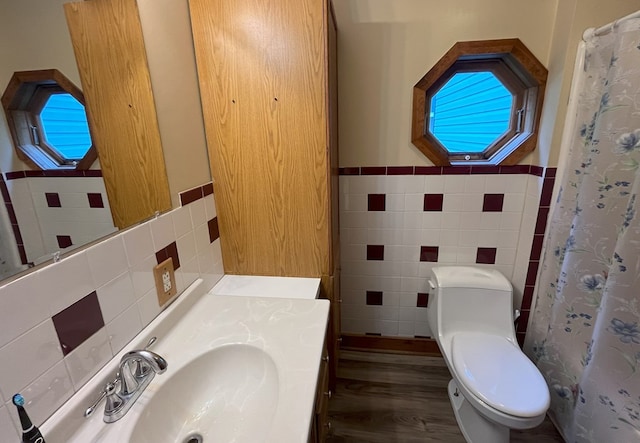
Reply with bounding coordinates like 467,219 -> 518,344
368,212 -> 404,229
442,194 -> 464,212
106,304 -> 142,354
203,193 -> 217,219
86,236 -> 128,288
340,211 -> 368,229
484,175 -> 507,193
6,360 -> 74,429
137,288 -> 161,327
422,212 -> 442,229
399,306 -> 416,322
385,194 -> 405,211
149,212 -> 175,250
0,405 -> 18,442
122,224 -> 154,267
421,229 -> 440,245
39,252 -> 95,316
404,193 -> 423,211
458,230 -> 480,247
376,320 -> 399,336
129,255 -> 156,300
64,328 -> 112,390
478,212 -> 501,230
477,230 -> 499,247
422,176 -> 443,193
440,212 -> 461,229
0,320 -> 63,397
380,176 -> 404,194
461,194 -> 483,212
96,272 -> 136,324
180,257 -> 200,289
188,199 -> 207,228
464,175 -> 486,194
456,247 -> 477,264
401,261 -> 419,278
402,176 -> 427,193
496,248 -> 518,265
439,230 -> 458,247
497,230 -> 520,248
444,175 -> 466,194
172,205 -> 192,239
403,213 -> 422,230
0,272 -> 49,348
415,322 -> 432,337
177,232 -> 197,264
500,212 -> 523,230
503,193 -> 525,212
398,321 -> 415,337
437,246 -> 458,264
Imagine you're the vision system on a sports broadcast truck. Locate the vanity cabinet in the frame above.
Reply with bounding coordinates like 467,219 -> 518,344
189,0 -> 341,388
310,340 -> 331,442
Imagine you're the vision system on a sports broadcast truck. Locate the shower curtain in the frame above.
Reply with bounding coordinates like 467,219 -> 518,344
524,18 -> 640,443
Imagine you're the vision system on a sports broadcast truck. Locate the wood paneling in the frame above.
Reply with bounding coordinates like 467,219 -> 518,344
189,0 -> 330,276
65,0 -> 171,229
329,351 -> 564,442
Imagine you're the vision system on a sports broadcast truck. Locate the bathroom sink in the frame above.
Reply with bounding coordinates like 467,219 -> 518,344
40,278 -> 329,443
130,345 -> 279,443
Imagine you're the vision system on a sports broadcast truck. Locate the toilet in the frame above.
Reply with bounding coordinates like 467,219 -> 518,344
426,266 -> 550,443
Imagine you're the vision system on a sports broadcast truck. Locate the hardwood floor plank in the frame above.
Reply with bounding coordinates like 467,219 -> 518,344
328,350 -> 564,442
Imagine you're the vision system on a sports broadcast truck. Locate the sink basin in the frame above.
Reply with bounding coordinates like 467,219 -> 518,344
130,345 -> 279,443
40,278 -> 329,443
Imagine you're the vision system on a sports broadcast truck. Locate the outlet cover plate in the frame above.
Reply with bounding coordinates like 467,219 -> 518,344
154,257 -> 177,307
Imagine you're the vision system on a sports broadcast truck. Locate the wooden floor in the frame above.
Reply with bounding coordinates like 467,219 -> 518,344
327,351 -> 564,443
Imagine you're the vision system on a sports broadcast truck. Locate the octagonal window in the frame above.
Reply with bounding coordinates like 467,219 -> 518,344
412,39 -> 547,166
429,71 -> 512,154
40,93 -> 92,161
1,69 -> 97,170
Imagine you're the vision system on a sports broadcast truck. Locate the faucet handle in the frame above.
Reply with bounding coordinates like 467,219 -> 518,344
84,374 -> 120,418
104,381 -> 123,415
134,337 -> 158,378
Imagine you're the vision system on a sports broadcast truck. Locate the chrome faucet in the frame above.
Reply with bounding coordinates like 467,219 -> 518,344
84,337 -> 167,423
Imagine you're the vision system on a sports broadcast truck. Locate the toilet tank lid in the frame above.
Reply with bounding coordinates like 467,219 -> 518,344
431,266 -> 512,292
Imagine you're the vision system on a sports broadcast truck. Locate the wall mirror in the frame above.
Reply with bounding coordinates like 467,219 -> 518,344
0,0 -> 170,282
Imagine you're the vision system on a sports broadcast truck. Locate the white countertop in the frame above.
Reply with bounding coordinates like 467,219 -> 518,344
210,275 -> 321,299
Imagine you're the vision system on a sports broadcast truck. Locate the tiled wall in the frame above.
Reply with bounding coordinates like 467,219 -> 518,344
339,165 -> 555,341
0,182 -> 224,441
1,170 -> 117,266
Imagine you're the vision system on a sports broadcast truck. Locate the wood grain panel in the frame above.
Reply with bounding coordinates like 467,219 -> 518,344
65,0 -> 171,229
190,0 -> 330,276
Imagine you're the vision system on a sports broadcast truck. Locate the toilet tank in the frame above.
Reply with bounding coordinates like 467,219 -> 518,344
427,266 -> 516,339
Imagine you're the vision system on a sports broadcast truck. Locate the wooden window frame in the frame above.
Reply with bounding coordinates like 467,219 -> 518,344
1,69 -> 97,170
412,39 -> 547,166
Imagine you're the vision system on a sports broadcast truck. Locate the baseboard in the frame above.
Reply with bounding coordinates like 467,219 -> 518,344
340,333 -> 442,356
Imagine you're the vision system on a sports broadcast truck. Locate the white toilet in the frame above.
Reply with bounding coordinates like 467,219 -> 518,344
426,266 -> 550,443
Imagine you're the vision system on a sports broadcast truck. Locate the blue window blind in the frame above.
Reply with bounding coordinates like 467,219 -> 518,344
429,72 -> 512,153
40,93 -> 92,160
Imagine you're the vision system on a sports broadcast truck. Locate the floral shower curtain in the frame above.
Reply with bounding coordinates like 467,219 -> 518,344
524,18 -> 640,443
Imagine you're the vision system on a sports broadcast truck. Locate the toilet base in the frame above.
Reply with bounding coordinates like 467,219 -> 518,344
447,379 -> 509,443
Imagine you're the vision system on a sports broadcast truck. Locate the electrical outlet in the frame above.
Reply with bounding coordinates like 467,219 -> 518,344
154,258 -> 177,307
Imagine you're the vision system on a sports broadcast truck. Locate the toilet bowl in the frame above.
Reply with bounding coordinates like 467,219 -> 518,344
426,266 -> 550,443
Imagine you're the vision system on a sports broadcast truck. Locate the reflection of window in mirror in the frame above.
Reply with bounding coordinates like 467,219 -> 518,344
412,39 -> 547,166
1,69 -> 97,170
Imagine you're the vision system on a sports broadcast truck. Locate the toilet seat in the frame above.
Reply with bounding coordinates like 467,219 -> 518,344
451,332 -> 549,418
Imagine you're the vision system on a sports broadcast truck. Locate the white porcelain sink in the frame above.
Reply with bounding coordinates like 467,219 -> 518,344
131,345 -> 279,443
41,278 -> 328,443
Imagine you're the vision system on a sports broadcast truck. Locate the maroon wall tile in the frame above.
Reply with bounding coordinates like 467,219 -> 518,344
500,165 -> 530,174
366,291 -> 383,305
84,170 -> 103,177
208,217 -> 219,243
420,246 -> 439,262
525,261 -> 539,286
17,245 -> 27,265
417,293 -> 429,307
470,165 -> 500,174
530,165 -> 544,177
367,245 -> 384,260
387,166 -> 413,175
5,171 -> 25,180
180,187 -> 203,206
361,166 -> 386,175
476,247 -> 497,264
52,291 -> 104,356
12,225 -> 23,244
203,183 -> 213,196
156,241 -> 181,270
56,235 -> 72,249
0,180 -> 10,201
368,194 -> 386,211
339,167 -> 360,175
482,194 -> 504,212
46,193 -> 61,208
534,207 -> 550,235
442,166 -> 471,175
544,167 -> 557,178
87,193 -> 104,208
529,234 -> 545,260
516,309 -> 530,334
540,178 -> 555,207
521,285 -> 535,309
415,166 -> 442,175
5,203 -> 17,224
423,194 -> 444,211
